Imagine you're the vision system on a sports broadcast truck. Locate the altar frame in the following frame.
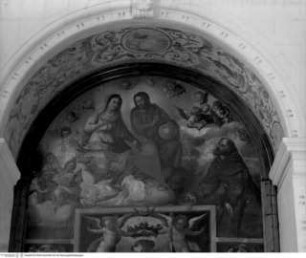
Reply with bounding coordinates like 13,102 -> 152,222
73,205 -> 217,252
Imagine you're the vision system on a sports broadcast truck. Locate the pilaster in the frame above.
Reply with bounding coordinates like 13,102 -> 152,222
270,137 -> 306,252
0,138 -> 20,251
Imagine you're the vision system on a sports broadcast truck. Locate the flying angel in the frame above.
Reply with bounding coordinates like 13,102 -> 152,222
176,106 -> 214,131
84,213 -> 135,252
159,212 -> 208,252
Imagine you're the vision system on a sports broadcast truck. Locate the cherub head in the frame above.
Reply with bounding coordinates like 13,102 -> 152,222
190,106 -> 202,115
193,91 -> 208,104
102,216 -> 118,230
202,103 -> 211,114
131,239 -> 155,252
173,215 -> 188,229
212,101 -> 229,117
212,100 -> 223,114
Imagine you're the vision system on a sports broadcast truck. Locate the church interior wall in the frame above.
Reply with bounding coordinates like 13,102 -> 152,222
0,0 -> 305,253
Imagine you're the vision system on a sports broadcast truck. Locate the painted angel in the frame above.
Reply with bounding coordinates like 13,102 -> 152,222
168,213 -> 208,252
84,213 -> 137,252
177,104 -> 214,131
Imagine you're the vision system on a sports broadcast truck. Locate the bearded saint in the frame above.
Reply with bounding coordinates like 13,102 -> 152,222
196,137 -> 261,237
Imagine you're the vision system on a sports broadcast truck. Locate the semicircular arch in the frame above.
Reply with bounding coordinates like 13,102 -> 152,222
0,1 -> 302,159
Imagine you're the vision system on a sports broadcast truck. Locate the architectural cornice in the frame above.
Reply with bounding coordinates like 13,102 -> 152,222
270,137 -> 306,187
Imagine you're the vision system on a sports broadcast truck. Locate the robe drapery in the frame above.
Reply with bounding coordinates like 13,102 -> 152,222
83,110 -> 135,153
130,104 -> 182,169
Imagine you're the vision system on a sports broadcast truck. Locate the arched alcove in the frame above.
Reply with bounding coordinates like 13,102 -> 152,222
8,62 -> 278,252
2,2 -> 304,252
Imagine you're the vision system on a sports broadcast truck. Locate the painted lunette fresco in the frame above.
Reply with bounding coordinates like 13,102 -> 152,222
26,76 -> 264,252
6,27 -> 283,158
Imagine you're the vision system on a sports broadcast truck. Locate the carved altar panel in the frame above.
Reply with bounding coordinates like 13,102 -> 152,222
74,206 -> 216,252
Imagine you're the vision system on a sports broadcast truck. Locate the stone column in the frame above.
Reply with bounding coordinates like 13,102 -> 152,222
0,138 -> 20,251
270,138 -> 306,252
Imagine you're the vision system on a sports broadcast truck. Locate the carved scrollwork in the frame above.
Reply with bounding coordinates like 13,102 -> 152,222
6,26 -> 284,155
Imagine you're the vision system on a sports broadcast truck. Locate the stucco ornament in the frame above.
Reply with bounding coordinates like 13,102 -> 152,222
6,26 -> 283,157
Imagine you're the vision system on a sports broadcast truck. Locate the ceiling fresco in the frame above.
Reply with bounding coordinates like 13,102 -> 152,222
25,76 -> 264,252
6,26 -> 283,158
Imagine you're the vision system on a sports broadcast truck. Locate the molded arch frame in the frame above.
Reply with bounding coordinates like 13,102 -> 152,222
0,1 -> 304,158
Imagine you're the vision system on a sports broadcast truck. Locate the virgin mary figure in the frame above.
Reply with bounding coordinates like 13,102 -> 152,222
82,94 -> 137,154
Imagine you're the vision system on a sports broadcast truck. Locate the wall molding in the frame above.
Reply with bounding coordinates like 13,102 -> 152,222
270,137 -> 306,188
269,137 -> 306,252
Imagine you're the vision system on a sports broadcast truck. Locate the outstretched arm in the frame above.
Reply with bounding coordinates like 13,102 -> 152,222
84,216 -> 104,231
87,227 -> 105,234
186,226 -> 206,236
